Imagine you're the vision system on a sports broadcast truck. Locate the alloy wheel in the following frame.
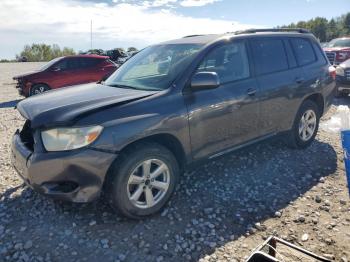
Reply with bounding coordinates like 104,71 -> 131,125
298,109 -> 317,141
127,159 -> 170,209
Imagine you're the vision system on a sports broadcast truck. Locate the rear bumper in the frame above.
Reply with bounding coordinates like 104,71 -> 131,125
11,131 -> 117,202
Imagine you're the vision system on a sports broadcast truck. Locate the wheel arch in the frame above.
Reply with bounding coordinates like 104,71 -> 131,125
302,93 -> 324,116
102,133 -> 187,194
29,82 -> 51,96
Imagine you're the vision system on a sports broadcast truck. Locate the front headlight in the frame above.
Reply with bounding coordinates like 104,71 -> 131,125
336,66 -> 345,76
41,126 -> 103,151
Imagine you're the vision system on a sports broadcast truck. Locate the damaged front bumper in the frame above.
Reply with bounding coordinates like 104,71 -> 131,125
11,130 -> 117,202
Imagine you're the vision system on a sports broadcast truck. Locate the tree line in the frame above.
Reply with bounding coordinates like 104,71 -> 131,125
15,44 -> 76,62
10,44 -> 138,62
279,12 -> 350,42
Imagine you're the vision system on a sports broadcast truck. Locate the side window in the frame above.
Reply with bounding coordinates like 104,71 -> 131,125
197,42 -> 250,83
55,60 -> 68,70
66,58 -> 80,70
290,38 -> 316,66
312,42 -> 327,65
250,38 -> 288,75
80,58 -> 101,68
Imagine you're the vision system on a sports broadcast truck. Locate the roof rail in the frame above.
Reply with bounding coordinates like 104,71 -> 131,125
234,28 -> 311,35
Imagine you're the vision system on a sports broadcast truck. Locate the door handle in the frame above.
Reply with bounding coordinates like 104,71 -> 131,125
247,88 -> 257,96
295,77 -> 305,84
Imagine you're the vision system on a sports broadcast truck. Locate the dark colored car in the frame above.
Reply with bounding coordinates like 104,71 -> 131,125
11,29 -> 335,218
335,59 -> 350,96
323,37 -> 350,65
13,55 -> 117,97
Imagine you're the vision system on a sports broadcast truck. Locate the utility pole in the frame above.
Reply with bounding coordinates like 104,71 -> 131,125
90,20 -> 93,50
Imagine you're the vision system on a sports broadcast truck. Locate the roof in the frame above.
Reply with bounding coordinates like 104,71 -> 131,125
65,54 -> 109,59
157,29 -> 314,46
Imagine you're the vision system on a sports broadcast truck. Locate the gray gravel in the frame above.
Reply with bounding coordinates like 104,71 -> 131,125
0,62 -> 350,261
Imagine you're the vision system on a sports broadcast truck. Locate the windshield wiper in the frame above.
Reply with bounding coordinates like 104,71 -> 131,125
105,83 -> 162,91
105,83 -> 139,90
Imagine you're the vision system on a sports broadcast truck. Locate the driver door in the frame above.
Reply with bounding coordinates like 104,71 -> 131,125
184,41 -> 260,160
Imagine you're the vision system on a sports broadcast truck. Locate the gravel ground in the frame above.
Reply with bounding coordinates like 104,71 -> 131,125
0,62 -> 350,262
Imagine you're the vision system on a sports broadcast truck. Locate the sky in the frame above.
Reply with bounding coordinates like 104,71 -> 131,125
0,0 -> 349,59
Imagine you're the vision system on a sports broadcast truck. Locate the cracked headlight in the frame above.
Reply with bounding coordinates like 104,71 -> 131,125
41,126 -> 103,151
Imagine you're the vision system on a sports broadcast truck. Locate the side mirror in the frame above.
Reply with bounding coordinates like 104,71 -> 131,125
191,72 -> 220,91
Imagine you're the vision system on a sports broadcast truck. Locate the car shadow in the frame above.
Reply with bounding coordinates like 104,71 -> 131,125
0,99 -> 22,108
0,138 -> 337,262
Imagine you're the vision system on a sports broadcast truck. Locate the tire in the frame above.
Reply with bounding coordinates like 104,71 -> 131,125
106,142 -> 179,219
30,84 -> 50,96
286,100 -> 320,149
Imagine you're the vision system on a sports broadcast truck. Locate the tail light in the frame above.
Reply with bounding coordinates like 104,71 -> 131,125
329,66 -> 336,80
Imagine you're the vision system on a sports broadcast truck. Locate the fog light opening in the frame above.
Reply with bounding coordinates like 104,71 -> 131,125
43,181 -> 79,193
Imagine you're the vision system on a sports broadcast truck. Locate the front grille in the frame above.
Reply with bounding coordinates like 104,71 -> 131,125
19,120 -> 34,151
346,69 -> 350,80
326,52 -> 336,65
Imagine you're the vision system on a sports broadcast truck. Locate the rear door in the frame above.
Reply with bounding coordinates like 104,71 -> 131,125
79,58 -> 105,83
185,40 -> 260,160
289,37 -> 332,109
250,37 -> 304,135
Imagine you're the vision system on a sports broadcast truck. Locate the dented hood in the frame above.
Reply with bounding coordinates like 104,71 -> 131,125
17,83 -> 157,128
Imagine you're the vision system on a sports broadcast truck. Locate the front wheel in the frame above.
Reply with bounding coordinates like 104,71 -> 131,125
106,142 -> 179,219
286,100 -> 320,149
30,84 -> 50,96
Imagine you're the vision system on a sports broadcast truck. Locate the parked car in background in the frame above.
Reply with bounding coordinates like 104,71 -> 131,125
323,37 -> 350,65
11,29 -> 335,219
13,55 -> 117,97
335,59 -> 350,97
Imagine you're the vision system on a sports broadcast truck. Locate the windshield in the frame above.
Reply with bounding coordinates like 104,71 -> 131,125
104,44 -> 203,91
39,57 -> 63,71
326,38 -> 350,48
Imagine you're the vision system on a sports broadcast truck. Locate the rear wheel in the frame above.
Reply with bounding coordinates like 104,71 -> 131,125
30,84 -> 50,96
286,100 -> 320,149
106,142 -> 179,219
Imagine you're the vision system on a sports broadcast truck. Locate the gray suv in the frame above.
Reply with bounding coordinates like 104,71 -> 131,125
11,29 -> 335,218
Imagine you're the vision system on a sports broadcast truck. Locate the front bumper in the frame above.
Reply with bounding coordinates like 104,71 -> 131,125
11,131 -> 117,202
336,75 -> 350,93
13,79 -> 30,97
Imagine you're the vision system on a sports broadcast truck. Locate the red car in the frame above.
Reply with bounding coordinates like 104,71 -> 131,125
324,37 -> 350,65
13,55 -> 117,97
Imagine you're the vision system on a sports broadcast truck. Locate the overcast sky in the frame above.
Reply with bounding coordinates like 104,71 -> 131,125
0,0 -> 349,59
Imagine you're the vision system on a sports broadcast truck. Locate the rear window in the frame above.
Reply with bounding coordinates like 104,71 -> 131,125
290,38 -> 316,66
250,38 -> 288,75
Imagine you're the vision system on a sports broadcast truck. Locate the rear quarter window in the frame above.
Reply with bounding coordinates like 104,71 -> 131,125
312,41 -> 328,65
250,38 -> 289,75
290,38 -> 316,66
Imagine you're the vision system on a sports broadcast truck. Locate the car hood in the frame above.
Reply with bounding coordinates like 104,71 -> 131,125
13,70 -> 41,79
17,83 -> 157,128
340,59 -> 350,68
324,47 -> 350,52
